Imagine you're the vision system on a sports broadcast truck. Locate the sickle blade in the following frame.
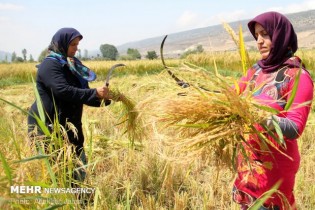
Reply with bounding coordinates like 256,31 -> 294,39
160,35 -> 168,68
160,35 -> 190,88
159,36 -> 220,93
105,63 -> 126,87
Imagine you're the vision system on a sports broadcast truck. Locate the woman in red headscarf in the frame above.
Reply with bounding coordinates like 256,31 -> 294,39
232,12 -> 313,210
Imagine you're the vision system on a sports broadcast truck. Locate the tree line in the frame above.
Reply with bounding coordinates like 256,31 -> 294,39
2,49 -> 35,63
36,45 -> 158,62
4,43 -> 204,63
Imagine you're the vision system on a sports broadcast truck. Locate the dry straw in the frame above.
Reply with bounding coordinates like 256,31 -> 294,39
142,68 -> 282,170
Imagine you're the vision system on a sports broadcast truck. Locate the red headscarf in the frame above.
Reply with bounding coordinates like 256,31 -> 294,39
248,11 -> 299,73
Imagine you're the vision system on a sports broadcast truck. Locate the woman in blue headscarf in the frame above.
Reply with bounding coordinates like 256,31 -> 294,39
28,28 -> 112,181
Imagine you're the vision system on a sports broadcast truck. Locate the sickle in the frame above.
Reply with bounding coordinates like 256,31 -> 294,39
160,35 -> 190,88
105,63 -> 126,87
160,35 -> 221,93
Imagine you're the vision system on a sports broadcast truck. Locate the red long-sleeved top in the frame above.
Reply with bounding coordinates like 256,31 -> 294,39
233,57 -> 313,209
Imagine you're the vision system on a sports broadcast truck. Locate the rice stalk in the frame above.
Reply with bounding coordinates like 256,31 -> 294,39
107,89 -> 145,148
224,23 -> 252,76
239,25 -> 250,75
223,22 -> 238,46
248,180 -> 291,210
285,68 -> 301,111
0,150 -> 13,186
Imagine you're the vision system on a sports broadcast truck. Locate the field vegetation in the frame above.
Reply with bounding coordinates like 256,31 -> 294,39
0,49 -> 315,209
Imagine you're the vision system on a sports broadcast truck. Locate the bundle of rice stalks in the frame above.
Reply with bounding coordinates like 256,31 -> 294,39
107,89 -> 145,148
143,74 -> 281,169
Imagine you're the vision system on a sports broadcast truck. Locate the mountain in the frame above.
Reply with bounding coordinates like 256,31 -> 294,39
117,10 -> 315,57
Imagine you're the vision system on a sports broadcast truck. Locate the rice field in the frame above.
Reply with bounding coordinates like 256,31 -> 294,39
0,50 -> 315,209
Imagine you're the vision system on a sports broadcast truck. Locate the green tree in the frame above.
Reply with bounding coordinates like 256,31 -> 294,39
11,52 -> 17,62
29,54 -> 34,62
5,54 -> 8,63
180,44 -> 204,59
100,44 -> 118,60
118,55 -> 133,60
38,48 -> 49,62
146,50 -> 158,60
16,57 -> 24,62
22,49 -> 27,61
196,45 -> 204,53
83,49 -> 88,59
127,48 -> 141,60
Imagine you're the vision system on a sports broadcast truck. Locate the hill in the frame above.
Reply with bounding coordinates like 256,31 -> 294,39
117,10 -> 315,57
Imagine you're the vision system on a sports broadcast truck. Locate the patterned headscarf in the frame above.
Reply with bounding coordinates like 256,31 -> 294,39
47,28 -> 96,81
248,11 -> 299,73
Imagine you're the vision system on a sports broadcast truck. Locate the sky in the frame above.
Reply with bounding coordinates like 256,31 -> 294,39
1,0 -> 315,60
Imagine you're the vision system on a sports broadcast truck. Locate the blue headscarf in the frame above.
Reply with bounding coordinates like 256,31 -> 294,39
47,28 -> 96,82
48,27 -> 83,57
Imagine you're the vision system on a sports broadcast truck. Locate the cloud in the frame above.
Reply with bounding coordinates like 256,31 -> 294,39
176,11 -> 203,30
265,0 -> 315,14
275,0 -> 315,13
0,3 -> 24,11
176,10 -> 229,30
202,1 -> 315,28
175,9 -> 249,31
206,10 -> 246,25
0,16 -> 10,23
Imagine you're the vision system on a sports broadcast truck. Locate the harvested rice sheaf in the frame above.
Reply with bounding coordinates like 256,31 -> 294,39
146,74 -> 279,169
108,89 -> 145,147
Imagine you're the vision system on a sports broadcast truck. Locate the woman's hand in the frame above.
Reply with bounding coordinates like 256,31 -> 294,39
263,115 -> 280,130
96,86 -> 112,100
